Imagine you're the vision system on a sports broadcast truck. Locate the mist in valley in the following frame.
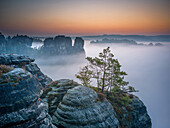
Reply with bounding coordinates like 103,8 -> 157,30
34,41 -> 170,128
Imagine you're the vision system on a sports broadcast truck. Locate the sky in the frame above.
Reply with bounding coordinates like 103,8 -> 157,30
0,0 -> 170,36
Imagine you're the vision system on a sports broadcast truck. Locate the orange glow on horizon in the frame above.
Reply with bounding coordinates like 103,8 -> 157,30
0,0 -> 169,35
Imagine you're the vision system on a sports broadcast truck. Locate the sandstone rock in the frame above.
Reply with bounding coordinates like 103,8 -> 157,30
0,34 -> 35,56
54,35 -> 72,51
42,35 -> 72,56
74,37 -> 84,52
0,54 -> 151,128
52,86 -> 120,128
40,36 -> 85,56
0,54 -> 52,87
0,68 -> 41,114
0,33 -> 85,58
0,68 -> 56,128
118,96 -> 152,128
41,79 -> 80,116
24,63 -> 52,87
43,79 -> 151,128
0,54 -> 34,65
11,35 -> 33,47
44,38 -> 55,48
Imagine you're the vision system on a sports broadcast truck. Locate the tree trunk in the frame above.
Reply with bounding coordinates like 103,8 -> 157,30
101,86 -> 104,93
102,71 -> 105,93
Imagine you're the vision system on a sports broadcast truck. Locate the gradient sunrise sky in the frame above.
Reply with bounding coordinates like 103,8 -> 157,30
0,0 -> 170,36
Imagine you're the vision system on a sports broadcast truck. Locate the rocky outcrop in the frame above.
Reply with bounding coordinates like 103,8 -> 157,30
0,54 -> 35,65
42,35 -> 72,55
0,68 -> 56,128
0,33 -> 85,58
1,34 -> 35,56
117,96 -> 151,128
52,86 -> 120,128
11,35 -> 33,47
90,38 -> 137,45
42,79 -> 151,128
0,54 -> 52,87
0,54 -> 151,128
44,38 -> 55,48
41,79 -> 81,116
73,37 -> 84,52
40,35 -> 85,56
24,63 -> 52,87
148,43 -> 153,46
54,36 -> 72,54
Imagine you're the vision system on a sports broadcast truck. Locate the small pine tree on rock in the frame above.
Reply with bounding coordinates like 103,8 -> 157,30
76,47 -> 136,94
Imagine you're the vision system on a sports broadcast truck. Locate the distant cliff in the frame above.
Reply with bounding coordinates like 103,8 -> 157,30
0,54 -> 151,128
91,38 -> 138,45
0,34 -> 34,55
84,34 -> 170,42
39,35 -> 84,56
90,38 -> 164,46
0,33 -> 85,58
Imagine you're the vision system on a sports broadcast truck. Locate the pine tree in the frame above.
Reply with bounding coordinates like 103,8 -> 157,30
76,47 -> 136,94
75,66 -> 93,86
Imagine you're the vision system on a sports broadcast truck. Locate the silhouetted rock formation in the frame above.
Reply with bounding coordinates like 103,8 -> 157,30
0,68 -> 56,128
83,34 -> 170,42
12,35 -> 33,47
3,34 -> 35,56
52,86 -> 120,128
41,35 -> 72,55
90,38 -> 163,47
74,37 -> 84,52
148,43 -> 153,46
155,43 -> 163,46
0,54 -> 52,87
91,38 -> 137,45
0,33 -> 85,59
40,35 -> 85,56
